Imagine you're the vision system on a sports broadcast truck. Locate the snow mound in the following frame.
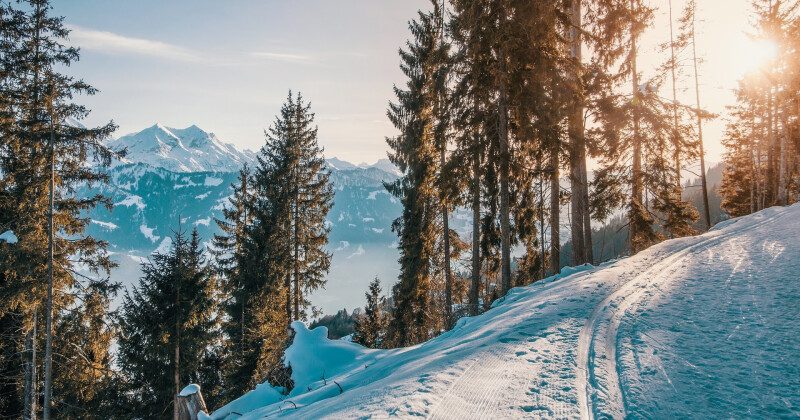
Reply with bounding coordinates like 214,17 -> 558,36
212,322 -> 376,420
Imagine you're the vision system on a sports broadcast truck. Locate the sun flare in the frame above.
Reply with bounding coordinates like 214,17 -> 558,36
735,35 -> 779,78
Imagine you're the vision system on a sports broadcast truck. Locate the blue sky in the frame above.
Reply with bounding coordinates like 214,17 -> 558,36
53,0 -> 429,164
53,0 -> 754,166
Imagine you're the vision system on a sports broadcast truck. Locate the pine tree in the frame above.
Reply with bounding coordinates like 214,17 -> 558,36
385,5 -> 442,347
0,1 -> 118,417
117,227 -> 219,419
52,283 -> 121,419
720,0 -> 800,213
352,277 -> 388,349
256,91 -> 333,325
212,163 -> 290,400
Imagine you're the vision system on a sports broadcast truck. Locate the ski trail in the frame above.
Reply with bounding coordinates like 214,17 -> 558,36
577,208 -> 789,419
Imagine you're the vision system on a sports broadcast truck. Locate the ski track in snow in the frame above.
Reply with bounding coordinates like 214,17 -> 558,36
577,205 -> 797,419
215,204 -> 800,420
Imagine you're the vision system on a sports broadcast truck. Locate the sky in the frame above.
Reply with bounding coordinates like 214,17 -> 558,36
52,0 -> 759,166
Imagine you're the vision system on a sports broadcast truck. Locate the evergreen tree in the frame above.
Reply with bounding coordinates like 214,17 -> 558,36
213,163 -> 289,400
117,228 -> 219,419
385,5 -> 443,347
0,1 -> 118,417
720,0 -> 799,213
352,277 -> 388,349
256,91 -> 333,325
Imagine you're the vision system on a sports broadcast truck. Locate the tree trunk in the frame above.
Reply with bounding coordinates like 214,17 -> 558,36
568,0 -> 586,266
550,150 -> 560,274
24,307 -> 37,420
441,146 -> 452,327
470,162 -> 480,315
294,200 -> 300,322
174,259 -> 182,420
669,0 -> 682,204
691,16 -> 711,229
498,79 -> 511,295
539,175 -> 547,280
581,168 -> 593,264
177,385 -> 208,420
630,0 -> 643,253
42,100 -> 55,420
778,114 -> 787,205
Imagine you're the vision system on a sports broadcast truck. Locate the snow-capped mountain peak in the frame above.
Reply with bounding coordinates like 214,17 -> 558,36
326,157 -> 401,176
108,124 -> 255,173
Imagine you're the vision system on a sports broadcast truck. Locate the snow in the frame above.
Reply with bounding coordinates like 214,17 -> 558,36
334,241 -> 350,251
91,220 -> 119,231
346,245 -> 365,259
0,230 -> 18,244
140,224 -> 160,243
361,217 -> 374,223
115,194 -> 146,210
204,176 -> 224,187
179,384 -> 201,397
195,192 -> 211,200
152,237 -> 172,255
211,204 -> 800,419
194,217 -> 211,227
366,190 -> 387,200
106,124 -> 255,173
370,228 -> 384,234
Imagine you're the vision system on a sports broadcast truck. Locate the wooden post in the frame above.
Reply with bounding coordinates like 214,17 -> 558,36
177,384 -> 208,420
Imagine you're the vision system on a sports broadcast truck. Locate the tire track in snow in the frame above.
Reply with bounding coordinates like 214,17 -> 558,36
577,208 -> 789,419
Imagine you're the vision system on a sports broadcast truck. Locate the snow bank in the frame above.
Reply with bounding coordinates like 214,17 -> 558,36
212,322 -> 376,420
284,322 -> 373,396
212,382 -> 283,420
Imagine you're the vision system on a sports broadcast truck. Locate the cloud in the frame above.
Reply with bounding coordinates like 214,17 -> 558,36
250,51 -> 315,64
66,25 -> 199,61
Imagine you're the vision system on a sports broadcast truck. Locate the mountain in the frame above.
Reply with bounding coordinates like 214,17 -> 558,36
327,157 -> 401,176
81,128 -> 405,313
107,124 -> 256,173
211,203 -> 800,419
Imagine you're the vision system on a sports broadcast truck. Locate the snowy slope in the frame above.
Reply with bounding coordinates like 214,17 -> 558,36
211,203 -> 800,419
107,124 -> 256,172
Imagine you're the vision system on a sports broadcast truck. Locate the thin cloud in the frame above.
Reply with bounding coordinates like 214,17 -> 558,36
66,24 -> 199,61
250,51 -> 315,64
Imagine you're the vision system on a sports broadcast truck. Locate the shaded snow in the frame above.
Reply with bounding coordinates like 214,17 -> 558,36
115,194 -> 146,210
152,237 -> 172,255
204,176 -> 224,187
140,225 -> 160,243
0,230 -> 18,244
91,220 -> 119,231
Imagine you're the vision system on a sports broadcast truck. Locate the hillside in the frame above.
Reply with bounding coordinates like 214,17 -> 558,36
209,203 -> 800,419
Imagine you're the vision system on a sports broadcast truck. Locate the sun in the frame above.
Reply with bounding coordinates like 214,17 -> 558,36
734,34 -> 779,78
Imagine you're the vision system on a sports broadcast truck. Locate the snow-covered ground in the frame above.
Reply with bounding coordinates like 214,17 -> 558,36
211,203 -> 800,419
